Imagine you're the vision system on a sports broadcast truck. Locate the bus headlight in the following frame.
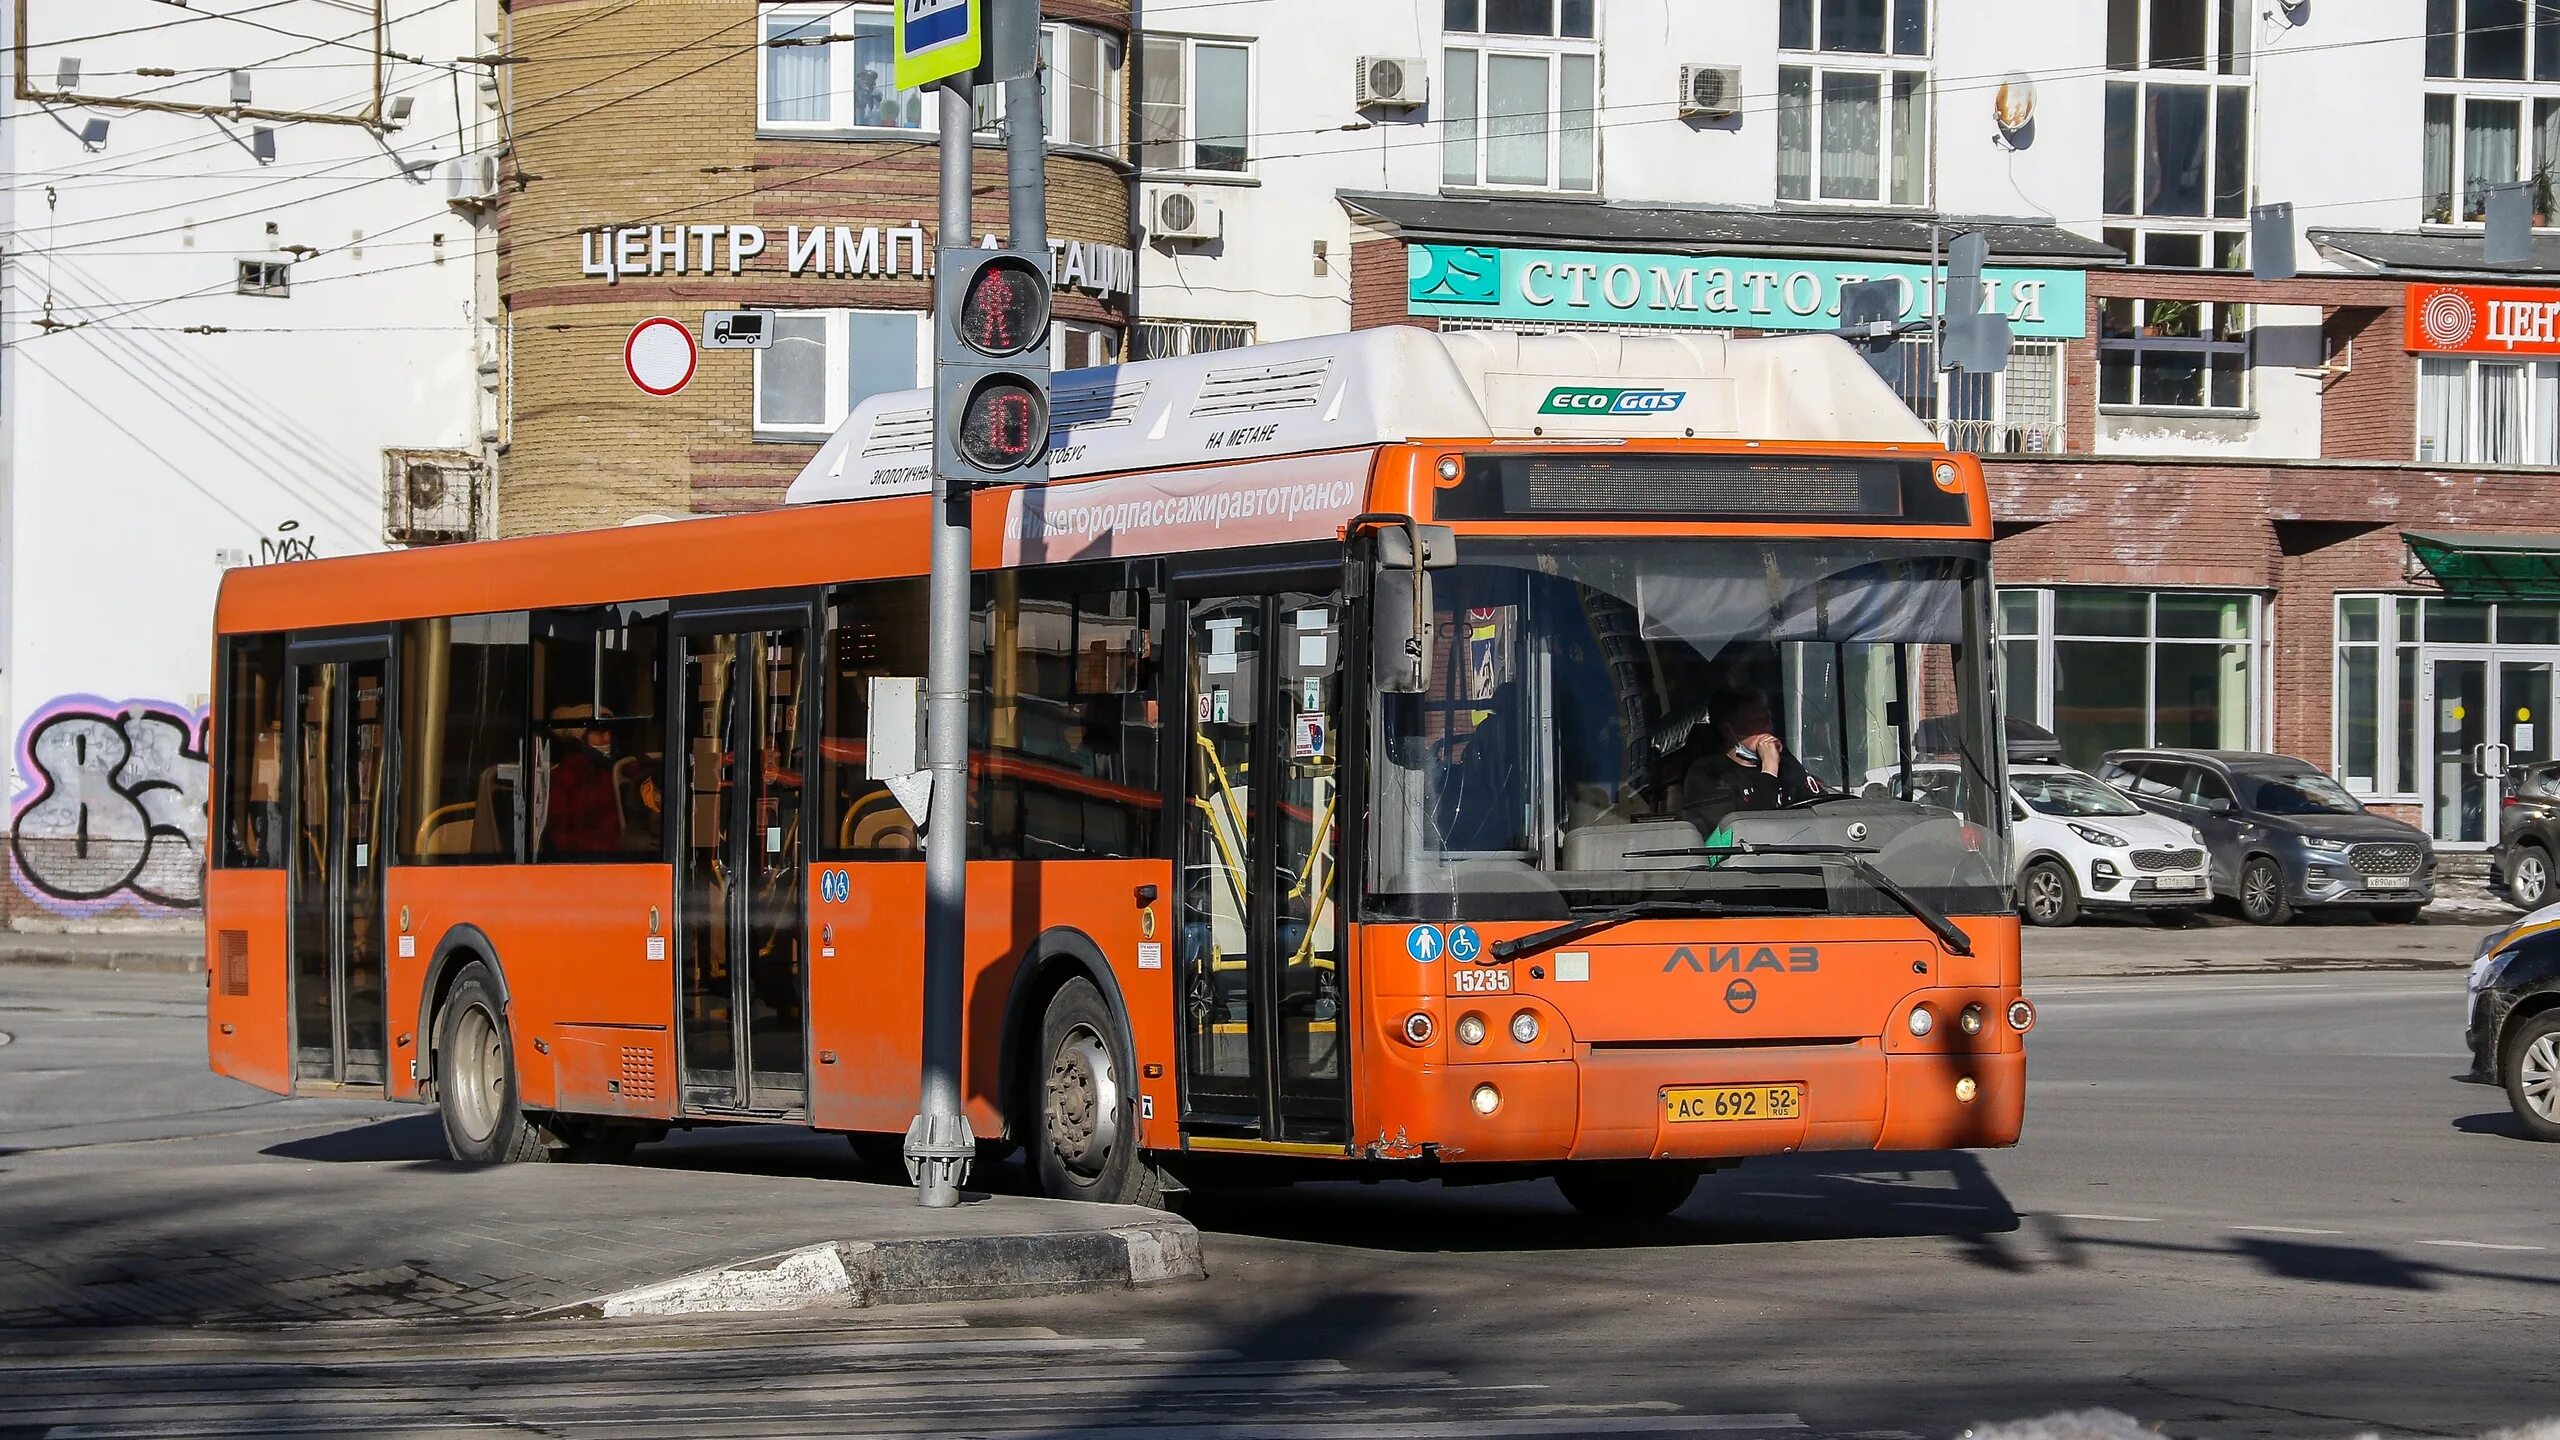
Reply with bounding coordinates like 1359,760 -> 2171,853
1510,1010 -> 1540,1044
1958,1004 -> 1984,1036
2008,999 -> 2036,1032
1401,1011 -> 1435,1046
1471,1083 -> 1501,1115
1908,1005 -> 1935,1037
1456,1013 -> 1487,1046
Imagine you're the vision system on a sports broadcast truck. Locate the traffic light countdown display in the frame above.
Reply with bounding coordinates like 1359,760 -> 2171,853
935,248 -> 1052,486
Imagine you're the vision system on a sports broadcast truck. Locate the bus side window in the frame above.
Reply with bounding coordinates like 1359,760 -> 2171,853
974,566 -> 1163,862
821,578 -> 930,859
398,613 -> 531,864
530,604 -> 669,861
217,633 -> 289,869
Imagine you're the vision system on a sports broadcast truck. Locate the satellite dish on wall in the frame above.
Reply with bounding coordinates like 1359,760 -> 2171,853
1993,74 -> 2037,148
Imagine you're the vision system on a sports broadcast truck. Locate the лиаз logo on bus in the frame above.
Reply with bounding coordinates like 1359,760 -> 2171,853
1539,386 -> 1687,416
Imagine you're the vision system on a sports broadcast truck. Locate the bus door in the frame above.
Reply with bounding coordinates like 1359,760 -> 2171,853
1175,582 -> 1350,1145
287,637 -> 391,1089
673,610 -> 812,1115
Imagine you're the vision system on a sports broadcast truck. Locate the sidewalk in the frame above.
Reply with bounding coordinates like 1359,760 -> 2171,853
0,926 -> 203,972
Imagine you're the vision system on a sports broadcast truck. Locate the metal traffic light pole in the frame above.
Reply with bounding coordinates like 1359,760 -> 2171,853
906,71 -> 982,1210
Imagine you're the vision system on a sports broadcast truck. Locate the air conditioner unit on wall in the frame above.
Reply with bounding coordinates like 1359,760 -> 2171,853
444,152 -> 501,212
383,449 -> 488,546
1678,64 -> 1744,119
1355,55 -> 1429,109
1149,187 -> 1224,245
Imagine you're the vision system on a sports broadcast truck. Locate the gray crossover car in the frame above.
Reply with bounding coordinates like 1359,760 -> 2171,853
2096,749 -> 2436,925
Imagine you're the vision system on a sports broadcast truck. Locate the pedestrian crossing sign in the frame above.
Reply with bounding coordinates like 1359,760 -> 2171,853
895,0 -> 982,91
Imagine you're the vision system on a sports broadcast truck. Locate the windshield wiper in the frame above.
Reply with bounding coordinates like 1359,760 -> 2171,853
1632,842 -> 1974,956
1490,897 -> 1727,964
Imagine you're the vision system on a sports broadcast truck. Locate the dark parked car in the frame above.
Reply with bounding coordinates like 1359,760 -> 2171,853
2489,761 -> 2560,911
2464,902 -> 2560,1140
2095,749 -> 2436,925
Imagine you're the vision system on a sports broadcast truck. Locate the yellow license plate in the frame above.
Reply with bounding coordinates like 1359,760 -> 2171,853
1663,1084 -> 1803,1123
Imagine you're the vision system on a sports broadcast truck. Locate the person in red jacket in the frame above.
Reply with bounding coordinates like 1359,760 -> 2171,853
544,705 -> 624,856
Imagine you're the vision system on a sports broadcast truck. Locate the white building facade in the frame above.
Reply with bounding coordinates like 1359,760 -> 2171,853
1,1 -> 500,924
1132,0 -> 2560,847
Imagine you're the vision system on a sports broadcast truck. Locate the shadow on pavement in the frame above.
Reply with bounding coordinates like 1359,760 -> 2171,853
261,1113 -> 447,1163
2453,1108 -> 2533,1140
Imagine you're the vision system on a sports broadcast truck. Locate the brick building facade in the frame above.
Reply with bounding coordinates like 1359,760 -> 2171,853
495,0 -> 1132,533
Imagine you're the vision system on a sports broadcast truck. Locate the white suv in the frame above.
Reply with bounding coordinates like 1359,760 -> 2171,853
1872,762 -> 2214,927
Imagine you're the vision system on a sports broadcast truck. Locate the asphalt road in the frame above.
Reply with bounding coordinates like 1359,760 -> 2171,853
3,942 -> 2554,1438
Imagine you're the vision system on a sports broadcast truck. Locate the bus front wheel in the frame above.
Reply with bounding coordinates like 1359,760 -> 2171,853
1031,977 -> 1165,1209
435,962 -> 550,1165
1554,1163 -> 1699,1221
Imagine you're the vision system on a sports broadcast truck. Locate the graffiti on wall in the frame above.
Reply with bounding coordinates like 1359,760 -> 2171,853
9,697 -> 211,913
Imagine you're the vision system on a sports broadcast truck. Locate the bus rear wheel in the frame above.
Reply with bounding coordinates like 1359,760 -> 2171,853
1030,977 -> 1164,1209
435,963 -> 549,1165
1554,1163 -> 1699,1221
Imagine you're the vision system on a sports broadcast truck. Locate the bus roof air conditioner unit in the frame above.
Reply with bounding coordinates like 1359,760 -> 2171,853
1150,187 -> 1223,245
1355,55 -> 1428,109
1678,64 -> 1744,119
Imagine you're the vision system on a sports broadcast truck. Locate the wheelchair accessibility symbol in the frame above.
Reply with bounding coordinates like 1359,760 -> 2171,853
1447,925 -> 1483,963
1406,925 -> 1444,963
820,868 -> 851,904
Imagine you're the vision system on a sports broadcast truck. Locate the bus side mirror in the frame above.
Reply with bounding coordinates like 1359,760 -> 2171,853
1364,523 -> 1453,695
1374,569 -> 1433,694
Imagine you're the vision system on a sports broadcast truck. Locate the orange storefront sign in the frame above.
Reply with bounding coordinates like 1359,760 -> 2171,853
2406,282 -> 2560,355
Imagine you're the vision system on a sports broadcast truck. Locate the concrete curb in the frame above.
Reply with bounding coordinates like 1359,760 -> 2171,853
0,947 -> 203,975
535,1218 -> 1204,1320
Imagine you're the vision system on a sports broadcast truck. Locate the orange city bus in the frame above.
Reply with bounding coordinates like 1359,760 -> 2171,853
206,327 -> 2030,1215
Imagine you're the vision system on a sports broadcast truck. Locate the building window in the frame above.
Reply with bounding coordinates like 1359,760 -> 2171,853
1131,319 -> 1257,359
1052,319 -> 1119,371
2423,92 -> 2560,223
1442,0 -> 1597,193
1888,335 -> 2064,453
237,259 -> 290,297
2001,588 -> 2262,771
1141,35 -> 1250,174
1041,24 -> 1125,152
2099,297 -> 2248,410
2419,355 -> 2560,463
1776,1 -> 1928,206
754,310 -> 927,439
762,5 -> 1115,146
2103,0 -> 2250,274
2428,0 -> 2560,82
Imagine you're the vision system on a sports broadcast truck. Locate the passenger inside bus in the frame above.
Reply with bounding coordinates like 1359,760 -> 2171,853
540,704 -> 627,856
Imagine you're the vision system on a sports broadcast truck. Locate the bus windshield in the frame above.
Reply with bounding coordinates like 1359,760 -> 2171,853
1367,539 -> 2007,922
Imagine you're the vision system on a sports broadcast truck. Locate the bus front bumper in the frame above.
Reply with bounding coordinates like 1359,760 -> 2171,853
1424,1044 -> 2025,1164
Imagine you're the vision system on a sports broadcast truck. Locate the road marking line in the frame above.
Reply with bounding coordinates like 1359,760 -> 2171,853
2418,1239 -> 2545,1252
2057,1212 -> 2162,1223
2229,1225 -> 2345,1236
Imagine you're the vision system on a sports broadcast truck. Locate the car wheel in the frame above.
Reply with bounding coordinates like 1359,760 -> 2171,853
435,962 -> 551,1165
1555,1163 -> 1701,1221
2370,904 -> 2424,925
2238,857 -> 2293,926
2500,1011 -> 2560,1142
1030,977 -> 1167,1208
2510,845 -> 2553,911
2020,860 -> 2080,927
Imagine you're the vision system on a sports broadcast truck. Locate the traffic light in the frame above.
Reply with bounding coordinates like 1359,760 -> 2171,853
935,247 -> 1052,487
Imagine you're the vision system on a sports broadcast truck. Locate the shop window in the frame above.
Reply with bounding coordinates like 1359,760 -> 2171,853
970,568 -> 1163,861
1131,319 -> 1257,360
397,614 -> 530,863
2099,297 -> 2249,411
217,634 -> 290,869
754,309 -> 927,439
530,605 -> 669,862
1141,35 -> 1251,174
2003,588 -> 2260,770
2336,594 -> 2484,798
1442,1 -> 1597,193
820,579 -> 930,859
2417,356 -> 2560,463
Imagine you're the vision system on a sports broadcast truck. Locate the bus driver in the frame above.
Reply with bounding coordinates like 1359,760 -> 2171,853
1679,684 -> 1822,834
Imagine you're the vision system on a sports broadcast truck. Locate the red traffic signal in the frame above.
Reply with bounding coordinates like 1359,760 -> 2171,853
957,255 -> 1048,358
